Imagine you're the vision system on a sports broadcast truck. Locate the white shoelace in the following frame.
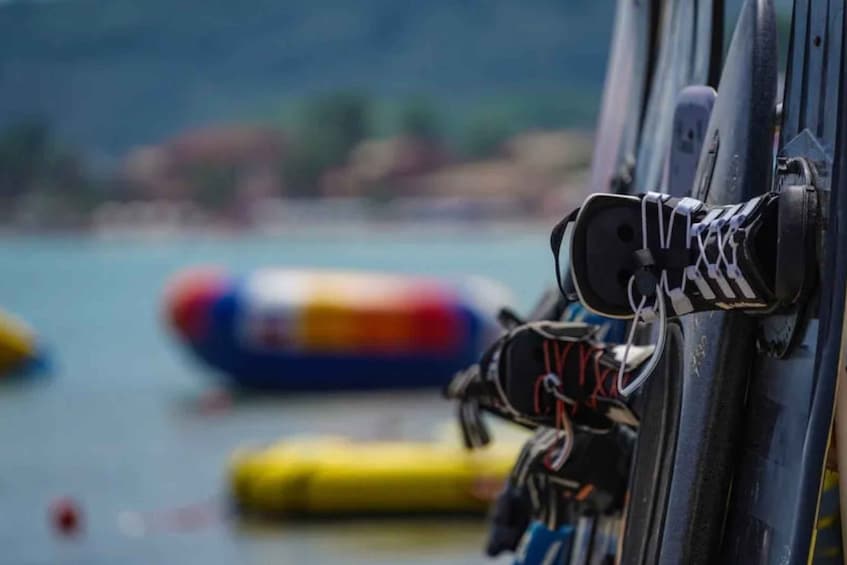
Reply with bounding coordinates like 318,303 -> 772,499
513,428 -> 568,486
616,192 -> 763,397
539,373 -> 574,470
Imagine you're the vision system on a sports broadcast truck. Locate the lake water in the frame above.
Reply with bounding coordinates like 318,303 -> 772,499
0,226 -> 553,565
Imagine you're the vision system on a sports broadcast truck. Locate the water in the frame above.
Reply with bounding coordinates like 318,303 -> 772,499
0,227 -> 552,565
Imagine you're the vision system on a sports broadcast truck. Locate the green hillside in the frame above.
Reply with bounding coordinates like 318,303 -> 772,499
0,0 -> 616,158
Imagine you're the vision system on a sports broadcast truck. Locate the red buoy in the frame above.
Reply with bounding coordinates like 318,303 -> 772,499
50,497 -> 82,536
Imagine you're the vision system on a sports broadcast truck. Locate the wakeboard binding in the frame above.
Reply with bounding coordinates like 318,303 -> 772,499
445,320 -> 651,449
557,182 -> 820,320
485,426 -> 634,558
549,178 -> 821,397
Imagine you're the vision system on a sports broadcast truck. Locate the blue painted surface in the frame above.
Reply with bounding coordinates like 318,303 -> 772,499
513,521 -> 574,565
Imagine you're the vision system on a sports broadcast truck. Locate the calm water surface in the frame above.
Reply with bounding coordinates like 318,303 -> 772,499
0,228 -> 551,564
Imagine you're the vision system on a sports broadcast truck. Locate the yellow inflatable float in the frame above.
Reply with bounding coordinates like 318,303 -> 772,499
230,432 -> 522,516
0,308 -> 45,379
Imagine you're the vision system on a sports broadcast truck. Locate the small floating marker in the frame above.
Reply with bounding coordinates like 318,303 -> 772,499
50,497 -> 82,537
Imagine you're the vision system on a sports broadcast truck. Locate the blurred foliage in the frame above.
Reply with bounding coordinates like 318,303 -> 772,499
0,120 -> 52,200
398,98 -> 442,142
0,0 -> 614,157
0,119 -> 97,216
462,117 -> 514,159
186,163 -> 239,212
283,92 -> 371,196
0,89 -> 595,219
457,92 -> 596,158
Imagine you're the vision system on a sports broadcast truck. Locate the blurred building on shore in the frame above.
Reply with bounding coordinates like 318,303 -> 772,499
320,129 -> 592,218
94,125 -> 591,233
122,125 -> 287,203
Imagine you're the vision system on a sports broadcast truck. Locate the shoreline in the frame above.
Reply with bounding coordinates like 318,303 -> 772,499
0,217 -> 558,242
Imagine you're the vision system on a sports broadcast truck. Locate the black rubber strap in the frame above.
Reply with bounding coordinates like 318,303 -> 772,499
458,398 -> 490,449
497,307 -> 526,330
549,208 -> 580,297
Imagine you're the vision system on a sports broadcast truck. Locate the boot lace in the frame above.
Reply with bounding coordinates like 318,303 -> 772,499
617,192 -> 765,396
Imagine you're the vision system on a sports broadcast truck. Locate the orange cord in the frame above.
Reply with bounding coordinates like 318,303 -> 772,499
575,483 -> 595,501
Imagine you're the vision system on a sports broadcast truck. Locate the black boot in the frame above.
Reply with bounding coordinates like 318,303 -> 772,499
555,185 -> 819,320
445,321 -> 650,448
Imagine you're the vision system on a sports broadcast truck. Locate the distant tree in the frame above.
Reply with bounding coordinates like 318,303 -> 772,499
186,163 -> 239,212
399,97 -> 442,141
283,91 -> 372,196
304,91 -> 370,158
0,119 -> 52,199
461,116 -> 514,159
0,118 -> 96,206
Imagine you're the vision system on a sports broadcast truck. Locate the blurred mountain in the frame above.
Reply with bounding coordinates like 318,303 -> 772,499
0,0 -> 614,160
